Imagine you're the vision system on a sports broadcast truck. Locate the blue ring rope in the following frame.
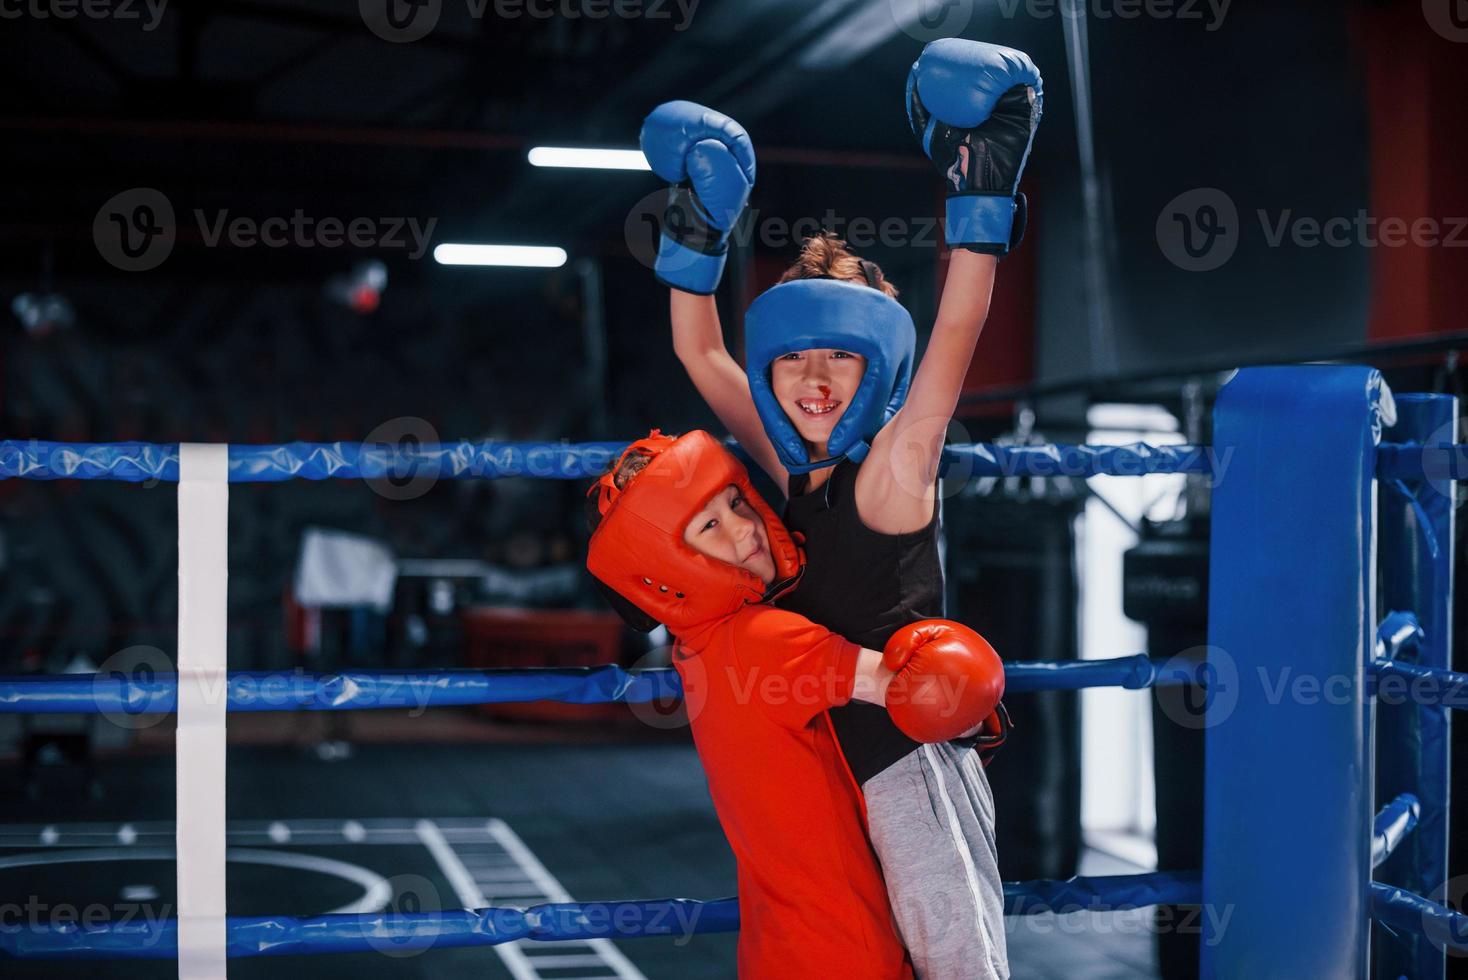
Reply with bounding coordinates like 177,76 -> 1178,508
1371,882 -> 1468,953
0,440 -> 1216,481
1371,793 -> 1420,869
1375,611 -> 1425,661
1371,660 -> 1468,710
2,439 -> 1462,482
0,655 -> 1193,714
0,871 -> 1200,960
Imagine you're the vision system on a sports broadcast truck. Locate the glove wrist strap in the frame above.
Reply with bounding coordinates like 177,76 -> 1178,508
654,235 -> 727,295
945,192 -> 1017,252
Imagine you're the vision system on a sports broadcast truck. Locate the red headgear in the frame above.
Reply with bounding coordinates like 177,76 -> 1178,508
586,430 -> 803,634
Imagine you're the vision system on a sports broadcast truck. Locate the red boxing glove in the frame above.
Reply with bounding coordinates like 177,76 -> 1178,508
882,620 -> 1004,743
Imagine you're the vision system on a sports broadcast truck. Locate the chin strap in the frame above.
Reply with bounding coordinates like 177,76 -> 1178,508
783,451 -> 846,476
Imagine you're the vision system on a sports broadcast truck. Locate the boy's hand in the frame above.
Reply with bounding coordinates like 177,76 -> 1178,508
640,101 -> 756,295
906,39 -> 1043,255
882,619 -> 1005,743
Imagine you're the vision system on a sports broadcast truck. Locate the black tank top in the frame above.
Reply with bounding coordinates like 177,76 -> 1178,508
777,459 -> 945,784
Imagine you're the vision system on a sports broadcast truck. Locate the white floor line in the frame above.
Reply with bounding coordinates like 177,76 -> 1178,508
414,819 -> 541,980
485,819 -> 647,980
0,816 -> 653,980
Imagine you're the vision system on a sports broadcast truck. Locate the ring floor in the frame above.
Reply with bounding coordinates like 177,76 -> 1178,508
0,715 -> 1157,979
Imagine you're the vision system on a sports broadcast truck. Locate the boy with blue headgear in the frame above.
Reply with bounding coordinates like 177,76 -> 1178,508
640,38 -> 1042,980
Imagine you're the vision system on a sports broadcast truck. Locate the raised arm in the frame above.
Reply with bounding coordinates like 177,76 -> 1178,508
640,101 -> 787,489
879,251 -> 998,489
860,40 -> 1043,531
670,291 -> 788,488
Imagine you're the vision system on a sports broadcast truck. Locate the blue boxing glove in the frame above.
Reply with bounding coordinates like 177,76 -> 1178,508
639,101 -> 756,295
907,39 -> 1043,254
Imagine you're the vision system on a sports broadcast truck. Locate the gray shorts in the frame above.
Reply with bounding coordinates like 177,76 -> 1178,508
863,740 -> 1009,980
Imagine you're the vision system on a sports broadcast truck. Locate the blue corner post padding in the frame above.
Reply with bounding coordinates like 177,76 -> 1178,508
1373,392 -> 1456,980
1203,367 -> 1387,979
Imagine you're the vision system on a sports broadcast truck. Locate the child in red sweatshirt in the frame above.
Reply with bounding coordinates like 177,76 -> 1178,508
587,430 -> 1004,978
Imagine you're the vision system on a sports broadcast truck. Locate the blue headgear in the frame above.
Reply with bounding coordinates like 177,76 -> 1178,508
745,278 -> 917,474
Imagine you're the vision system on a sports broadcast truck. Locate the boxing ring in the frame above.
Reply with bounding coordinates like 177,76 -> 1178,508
0,365 -> 1464,978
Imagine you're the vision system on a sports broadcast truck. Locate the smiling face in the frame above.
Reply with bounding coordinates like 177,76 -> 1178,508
682,484 -> 777,586
768,348 -> 868,460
